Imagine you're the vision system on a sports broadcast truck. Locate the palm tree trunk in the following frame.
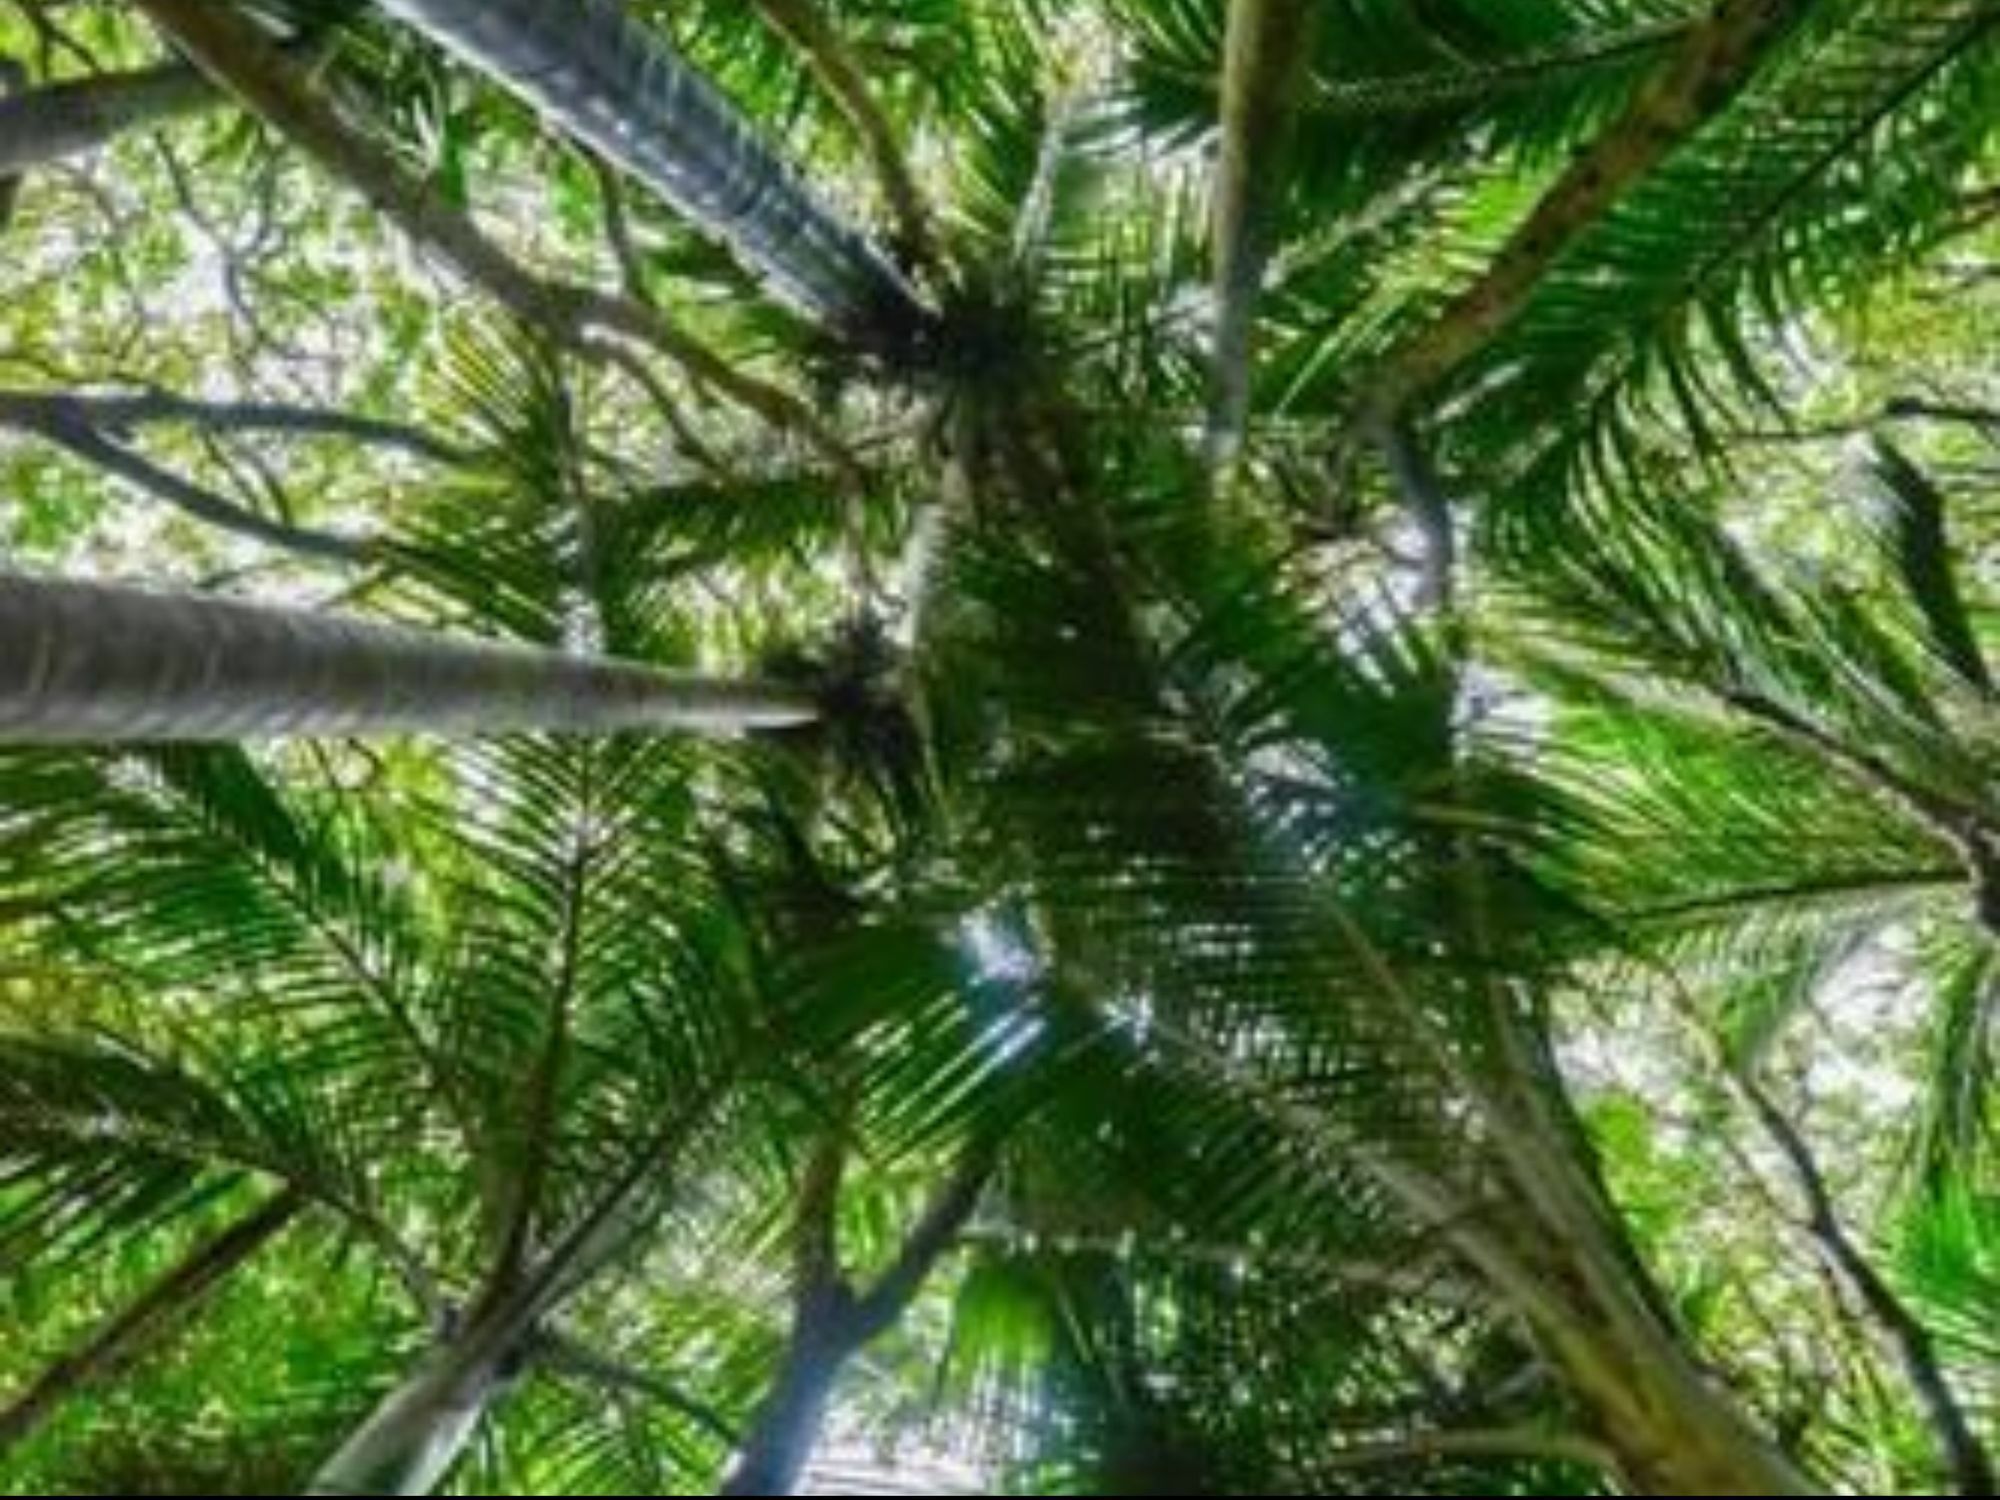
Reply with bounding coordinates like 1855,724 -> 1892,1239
371,0 -> 929,345
307,1309 -> 525,1496
0,1190 -> 303,1453
743,0 -> 937,275
131,0 -> 840,454
0,572 -> 817,742
716,1327 -> 849,1496
1449,1134 -> 1822,1495
1206,0 -> 1317,467
0,59 -> 218,177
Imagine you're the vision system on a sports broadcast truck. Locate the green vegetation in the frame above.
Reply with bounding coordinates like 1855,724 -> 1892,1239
0,0 -> 1995,1493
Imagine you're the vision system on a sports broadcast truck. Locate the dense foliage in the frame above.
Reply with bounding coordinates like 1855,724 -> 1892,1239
0,0 -> 1995,1494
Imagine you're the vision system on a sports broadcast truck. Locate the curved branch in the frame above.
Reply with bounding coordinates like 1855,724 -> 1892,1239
0,387 -> 470,464
0,1189 -> 305,1454
0,56 -> 218,177
131,0 -> 850,470
0,391 -> 376,565
1364,0 -> 1806,420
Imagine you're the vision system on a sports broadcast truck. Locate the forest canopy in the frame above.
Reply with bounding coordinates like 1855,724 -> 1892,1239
0,0 -> 1995,1494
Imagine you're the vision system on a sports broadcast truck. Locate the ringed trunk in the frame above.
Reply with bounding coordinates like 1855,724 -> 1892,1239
0,572 -> 817,742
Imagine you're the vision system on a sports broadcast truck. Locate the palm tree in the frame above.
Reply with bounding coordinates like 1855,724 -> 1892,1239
3,0 -> 1996,1493
0,347 -> 999,1495
368,0 -> 933,342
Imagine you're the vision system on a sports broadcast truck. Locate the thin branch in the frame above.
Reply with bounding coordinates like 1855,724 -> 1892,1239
1883,396 -> 2000,442
1364,0 -> 1806,420
0,1189 -> 305,1453
0,387 -> 469,463
1314,1425 -> 1614,1474
1727,397 -> 2000,448
590,155 -> 656,311
1738,1079 -> 1996,1497
0,391 -> 376,565
533,1330 -> 740,1448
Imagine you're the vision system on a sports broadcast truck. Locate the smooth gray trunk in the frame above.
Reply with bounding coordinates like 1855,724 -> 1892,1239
307,1313 -> 521,1496
0,571 -> 817,741
371,0 -> 926,338
717,1334 -> 847,1497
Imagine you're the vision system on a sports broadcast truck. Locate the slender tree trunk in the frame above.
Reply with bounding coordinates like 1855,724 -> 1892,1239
717,1324 -> 850,1497
132,0 -> 842,456
0,59 -> 218,176
0,1190 -> 303,1453
1547,1305 -> 1822,1494
0,571 -> 817,742
743,0 -> 937,275
1740,1080 -> 1995,1495
1206,0 -> 1317,468
307,1308 -> 525,1496
369,0 -> 928,342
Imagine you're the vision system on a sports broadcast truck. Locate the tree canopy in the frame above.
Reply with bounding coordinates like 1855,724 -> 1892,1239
0,0 -> 1995,1494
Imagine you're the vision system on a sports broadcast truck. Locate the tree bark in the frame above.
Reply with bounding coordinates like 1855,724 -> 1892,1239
716,1323 -> 849,1497
0,1190 -> 303,1453
0,571 -> 818,742
1550,1310 -> 1823,1494
1205,0 -> 1316,467
369,0 -> 929,344
307,1308 -> 524,1496
0,58 -> 218,176
1365,0 -> 1805,419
